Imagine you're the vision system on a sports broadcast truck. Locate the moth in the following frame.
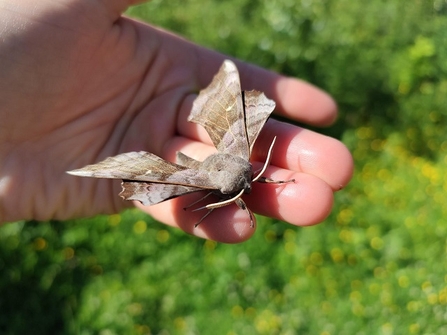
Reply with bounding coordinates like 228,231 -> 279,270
68,60 -> 294,227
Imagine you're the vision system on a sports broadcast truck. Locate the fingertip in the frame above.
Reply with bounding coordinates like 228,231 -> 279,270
281,176 -> 334,226
230,60 -> 337,126
275,77 -> 338,126
248,171 -> 334,227
191,209 -> 257,243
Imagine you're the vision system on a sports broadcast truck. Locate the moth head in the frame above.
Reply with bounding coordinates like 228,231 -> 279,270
201,153 -> 253,195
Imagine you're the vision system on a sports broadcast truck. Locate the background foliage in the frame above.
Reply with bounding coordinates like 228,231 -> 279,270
1,0 -> 446,334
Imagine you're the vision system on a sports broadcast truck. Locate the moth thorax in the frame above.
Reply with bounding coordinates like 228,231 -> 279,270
201,153 -> 253,195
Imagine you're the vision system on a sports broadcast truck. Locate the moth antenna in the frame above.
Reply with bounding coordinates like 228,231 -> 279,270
253,136 -> 296,184
252,136 -> 276,182
191,188 -> 244,212
204,188 -> 245,210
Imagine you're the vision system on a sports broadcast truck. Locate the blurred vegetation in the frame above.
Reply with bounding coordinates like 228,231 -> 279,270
1,0 -> 447,334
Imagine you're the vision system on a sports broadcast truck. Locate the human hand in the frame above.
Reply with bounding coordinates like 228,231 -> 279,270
0,0 -> 353,242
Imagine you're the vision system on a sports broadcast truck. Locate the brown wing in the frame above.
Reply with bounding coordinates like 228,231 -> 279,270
243,90 -> 276,154
120,181 -> 203,206
188,60 -> 250,160
176,151 -> 202,169
67,151 -> 215,189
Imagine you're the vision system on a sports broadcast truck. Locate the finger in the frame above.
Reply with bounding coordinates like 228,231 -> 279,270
135,165 -> 333,243
238,63 -> 338,126
159,135 -> 339,226
176,67 -> 338,148
163,126 -> 353,192
252,119 -> 354,191
191,54 -> 338,126
246,166 -> 334,226
134,197 -> 256,243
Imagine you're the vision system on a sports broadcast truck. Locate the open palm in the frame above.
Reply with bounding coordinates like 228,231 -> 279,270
0,0 -> 353,242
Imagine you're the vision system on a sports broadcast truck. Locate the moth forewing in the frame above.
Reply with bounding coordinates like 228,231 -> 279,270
68,151 -> 217,190
120,181 -> 204,206
188,60 -> 250,160
67,151 -> 188,181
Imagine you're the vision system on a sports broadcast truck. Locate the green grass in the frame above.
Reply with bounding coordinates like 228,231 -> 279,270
1,0 -> 446,334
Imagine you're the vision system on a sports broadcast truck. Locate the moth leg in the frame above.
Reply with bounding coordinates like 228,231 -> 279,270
256,177 -> 296,184
194,208 -> 214,228
183,192 -> 214,210
190,189 -> 255,228
235,198 -> 255,228
181,192 -> 216,227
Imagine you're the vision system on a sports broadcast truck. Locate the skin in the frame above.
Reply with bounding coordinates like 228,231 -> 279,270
0,0 -> 353,243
